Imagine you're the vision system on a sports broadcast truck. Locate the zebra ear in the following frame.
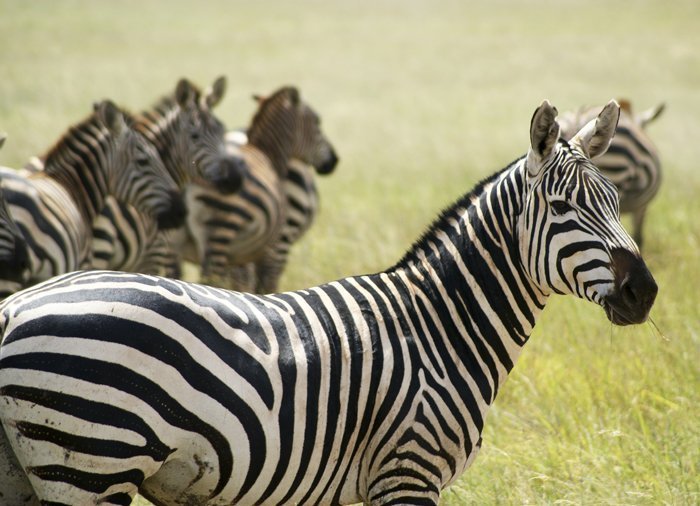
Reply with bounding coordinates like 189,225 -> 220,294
205,76 -> 227,109
527,99 -> 560,175
570,100 -> 620,159
637,102 -> 665,129
287,87 -> 300,106
175,78 -> 198,108
0,133 -> 6,150
95,100 -> 127,137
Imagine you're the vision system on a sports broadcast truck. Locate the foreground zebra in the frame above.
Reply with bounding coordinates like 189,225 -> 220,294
559,99 -> 664,247
0,101 -> 184,295
90,76 -> 248,275
0,135 -> 30,294
0,100 -> 658,505
185,86 -> 338,292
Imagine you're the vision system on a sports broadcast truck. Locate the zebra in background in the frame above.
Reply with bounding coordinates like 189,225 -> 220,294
0,100 -> 658,505
0,135 -> 30,296
559,98 -> 664,247
185,86 -> 338,292
222,127 -> 337,291
0,100 -> 185,295
90,76 -> 248,275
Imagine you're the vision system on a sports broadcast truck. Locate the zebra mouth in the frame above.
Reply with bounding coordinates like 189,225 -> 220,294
156,191 -> 188,230
602,301 -> 640,326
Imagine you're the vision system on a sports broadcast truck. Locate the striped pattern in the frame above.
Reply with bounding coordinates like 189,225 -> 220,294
0,100 -> 657,505
185,86 -> 338,292
89,77 -> 246,275
0,101 -> 182,294
0,135 -> 31,296
559,99 -> 664,246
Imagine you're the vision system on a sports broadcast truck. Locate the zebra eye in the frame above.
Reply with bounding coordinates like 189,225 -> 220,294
136,157 -> 150,167
551,200 -> 573,216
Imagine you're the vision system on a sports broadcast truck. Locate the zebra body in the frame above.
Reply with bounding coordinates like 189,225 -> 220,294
185,86 -> 338,293
0,101 -> 183,295
0,100 -> 657,505
559,99 -> 664,246
89,77 -> 247,276
0,135 -> 31,293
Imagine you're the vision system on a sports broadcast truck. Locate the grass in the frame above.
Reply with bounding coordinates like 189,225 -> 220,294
1,0 -> 698,503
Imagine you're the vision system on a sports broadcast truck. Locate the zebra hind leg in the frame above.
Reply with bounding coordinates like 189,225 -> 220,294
0,426 -> 39,505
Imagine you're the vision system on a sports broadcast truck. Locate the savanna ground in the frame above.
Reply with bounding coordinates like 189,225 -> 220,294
1,0 -> 698,504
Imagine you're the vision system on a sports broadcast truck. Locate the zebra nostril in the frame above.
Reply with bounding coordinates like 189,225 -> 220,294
620,276 -> 638,306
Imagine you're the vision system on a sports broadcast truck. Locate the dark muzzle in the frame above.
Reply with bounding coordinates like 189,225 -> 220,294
603,248 -> 658,325
156,190 -> 188,230
316,149 -> 339,175
0,236 -> 30,284
204,156 -> 249,194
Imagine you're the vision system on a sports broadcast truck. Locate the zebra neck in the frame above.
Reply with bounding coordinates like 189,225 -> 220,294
391,160 -> 547,400
247,119 -> 294,178
135,104 -> 187,188
41,127 -> 111,225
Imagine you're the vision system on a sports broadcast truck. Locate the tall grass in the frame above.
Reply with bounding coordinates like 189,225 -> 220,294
1,0 -> 698,503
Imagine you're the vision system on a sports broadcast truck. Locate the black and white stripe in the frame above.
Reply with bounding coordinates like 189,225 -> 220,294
0,101 -> 183,295
0,100 -> 657,505
0,135 -> 31,296
559,99 -> 664,246
184,86 -> 338,292
90,77 -> 248,275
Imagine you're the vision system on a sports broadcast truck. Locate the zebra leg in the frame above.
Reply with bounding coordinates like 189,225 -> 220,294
631,205 -> 647,248
254,249 -> 287,294
0,427 -> 39,505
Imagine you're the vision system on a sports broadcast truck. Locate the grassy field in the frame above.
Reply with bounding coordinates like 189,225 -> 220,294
1,0 -> 698,504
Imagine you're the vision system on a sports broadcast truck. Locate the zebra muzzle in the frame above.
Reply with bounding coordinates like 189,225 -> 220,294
157,191 -> 188,230
603,248 -> 658,325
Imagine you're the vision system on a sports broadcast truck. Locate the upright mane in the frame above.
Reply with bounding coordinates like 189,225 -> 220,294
393,156 -> 524,270
41,111 -> 108,171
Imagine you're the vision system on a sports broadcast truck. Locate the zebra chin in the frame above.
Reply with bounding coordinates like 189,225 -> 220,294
156,191 -> 188,230
602,248 -> 658,326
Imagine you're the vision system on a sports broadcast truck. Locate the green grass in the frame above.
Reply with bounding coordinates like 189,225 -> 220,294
1,0 -> 698,504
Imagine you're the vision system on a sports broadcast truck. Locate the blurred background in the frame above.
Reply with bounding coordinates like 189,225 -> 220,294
1,0 -> 698,503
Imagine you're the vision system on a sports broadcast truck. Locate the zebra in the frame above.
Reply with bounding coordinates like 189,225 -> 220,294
559,98 -> 664,247
184,86 -> 338,292
0,134 -> 31,296
89,76 -> 249,275
0,100 -> 185,294
0,100 -> 658,505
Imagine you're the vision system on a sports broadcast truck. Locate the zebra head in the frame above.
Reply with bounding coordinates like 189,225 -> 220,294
173,76 -> 249,194
517,100 -> 657,325
252,87 -> 339,175
95,101 -> 187,230
0,135 -> 30,294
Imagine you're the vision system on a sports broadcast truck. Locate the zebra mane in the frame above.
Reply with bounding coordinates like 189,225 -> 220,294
41,110 -> 109,168
393,156 -> 524,270
247,86 -> 299,138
